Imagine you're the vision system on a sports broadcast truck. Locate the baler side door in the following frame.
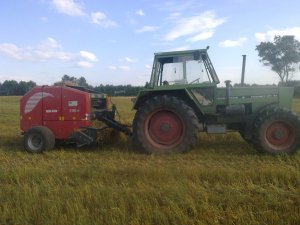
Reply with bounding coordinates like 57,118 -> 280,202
42,86 -> 64,139
61,87 -> 90,122
42,86 -> 62,121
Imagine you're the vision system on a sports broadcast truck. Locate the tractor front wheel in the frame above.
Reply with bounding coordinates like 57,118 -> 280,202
253,108 -> 300,154
133,95 -> 200,154
24,126 -> 55,153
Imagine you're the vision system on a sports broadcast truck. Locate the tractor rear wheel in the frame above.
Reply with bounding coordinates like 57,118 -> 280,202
239,131 -> 253,145
253,108 -> 300,154
24,126 -> 55,153
133,95 -> 200,154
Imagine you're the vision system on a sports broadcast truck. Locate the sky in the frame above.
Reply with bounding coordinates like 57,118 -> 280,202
0,0 -> 300,86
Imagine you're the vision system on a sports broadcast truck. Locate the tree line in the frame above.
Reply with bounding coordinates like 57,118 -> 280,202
0,75 -> 145,96
0,80 -> 36,96
233,80 -> 300,97
1,77 -> 300,97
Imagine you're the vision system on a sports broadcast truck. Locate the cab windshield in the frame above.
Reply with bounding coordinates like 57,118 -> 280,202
153,54 -> 211,86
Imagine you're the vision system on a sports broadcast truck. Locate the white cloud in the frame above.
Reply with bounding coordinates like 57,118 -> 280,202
119,66 -> 130,71
0,37 -> 98,68
125,57 -> 133,63
37,37 -> 61,50
108,65 -> 131,71
79,51 -> 98,62
157,0 -> 203,13
51,0 -> 85,17
118,57 -> 138,64
0,43 -> 32,60
128,18 -> 138,25
136,26 -> 160,33
136,9 -> 145,16
35,49 -> 72,61
219,37 -> 248,47
168,45 -> 191,51
77,61 -> 93,68
108,65 -> 117,70
166,12 -> 182,20
163,11 -> 226,41
51,1 -> 117,28
41,17 -> 48,22
47,37 -> 60,48
121,57 -> 138,63
145,64 -> 151,69
255,27 -> 300,42
35,37 -> 72,61
186,31 -> 214,42
91,12 -> 117,28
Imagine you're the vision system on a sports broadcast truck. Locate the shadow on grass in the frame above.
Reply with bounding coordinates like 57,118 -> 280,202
193,133 -> 257,156
53,131 -> 135,154
0,135 -> 23,152
53,132 -> 258,156
1,131 -> 259,156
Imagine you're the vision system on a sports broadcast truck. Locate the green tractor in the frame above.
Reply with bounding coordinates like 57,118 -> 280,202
132,48 -> 300,154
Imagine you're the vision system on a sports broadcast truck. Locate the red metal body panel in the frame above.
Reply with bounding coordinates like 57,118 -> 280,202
20,86 -> 92,140
42,86 -> 62,121
20,86 -> 45,131
62,87 -> 90,121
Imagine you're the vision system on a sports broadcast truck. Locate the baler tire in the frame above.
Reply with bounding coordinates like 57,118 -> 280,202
133,95 -> 200,154
24,126 -> 55,153
253,107 -> 300,154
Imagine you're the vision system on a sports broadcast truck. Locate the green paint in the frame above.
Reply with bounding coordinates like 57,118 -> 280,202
134,48 -> 295,123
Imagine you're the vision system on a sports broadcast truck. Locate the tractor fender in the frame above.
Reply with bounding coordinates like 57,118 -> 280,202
133,89 -> 204,120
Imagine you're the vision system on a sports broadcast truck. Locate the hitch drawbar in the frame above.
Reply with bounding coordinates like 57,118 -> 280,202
94,110 -> 132,136
74,109 -> 132,148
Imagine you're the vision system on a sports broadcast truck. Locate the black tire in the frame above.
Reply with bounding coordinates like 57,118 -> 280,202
239,131 -> 253,145
24,126 -> 55,153
253,107 -> 300,154
133,95 -> 200,154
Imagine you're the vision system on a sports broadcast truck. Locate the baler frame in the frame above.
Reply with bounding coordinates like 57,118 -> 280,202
20,85 -> 131,153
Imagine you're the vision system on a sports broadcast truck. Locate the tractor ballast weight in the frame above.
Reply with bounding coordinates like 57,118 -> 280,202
132,48 -> 300,154
20,85 -> 131,153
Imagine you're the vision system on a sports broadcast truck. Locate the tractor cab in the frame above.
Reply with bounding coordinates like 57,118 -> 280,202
149,48 -> 220,88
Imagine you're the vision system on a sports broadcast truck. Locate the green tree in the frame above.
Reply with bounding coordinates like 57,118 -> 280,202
1,80 -> 19,95
0,80 -> 36,95
77,76 -> 89,87
256,35 -> 300,83
61,74 -> 77,85
17,81 -> 36,95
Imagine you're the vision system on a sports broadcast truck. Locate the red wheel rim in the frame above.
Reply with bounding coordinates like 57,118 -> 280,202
266,121 -> 296,150
145,110 -> 184,148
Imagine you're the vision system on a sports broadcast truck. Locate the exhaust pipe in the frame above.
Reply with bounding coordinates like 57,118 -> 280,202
224,79 -> 246,115
241,55 -> 246,86
225,80 -> 231,106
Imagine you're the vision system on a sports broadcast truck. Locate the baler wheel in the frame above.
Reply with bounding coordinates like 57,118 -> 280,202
24,126 -> 55,153
253,108 -> 300,154
133,95 -> 200,154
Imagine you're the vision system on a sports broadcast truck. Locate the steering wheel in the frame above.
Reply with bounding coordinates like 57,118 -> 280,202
189,78 -> 200,84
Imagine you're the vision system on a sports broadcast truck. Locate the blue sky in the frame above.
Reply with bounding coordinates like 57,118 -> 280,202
0,0 -> 300,86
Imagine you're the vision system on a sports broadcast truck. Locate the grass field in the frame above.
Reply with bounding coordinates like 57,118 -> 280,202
0,96 -> 299,225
